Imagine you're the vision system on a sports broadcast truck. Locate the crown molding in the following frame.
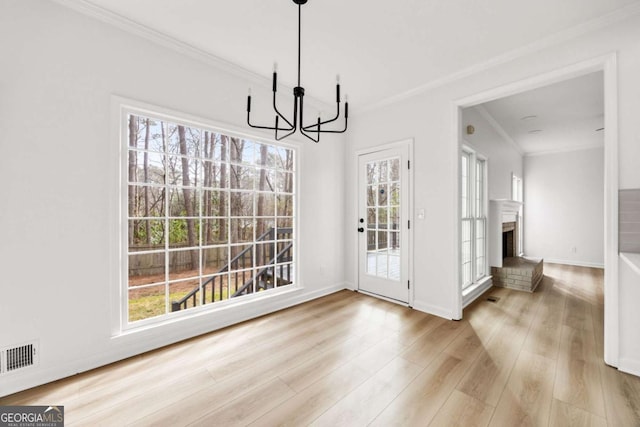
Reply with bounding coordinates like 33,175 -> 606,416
524,142 -> 604,157
52,0 -> 265,85
51,0 -> 640,115
50,0 -> 334,110
471,105 -> 605,158
473,105 -> 524,156
363,1 -> 640,113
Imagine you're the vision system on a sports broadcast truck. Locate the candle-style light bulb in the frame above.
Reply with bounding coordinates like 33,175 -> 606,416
272,63 -> 278,92
345,94 -> 349,119
248,87 -> 252,96
336,74 -> 340,84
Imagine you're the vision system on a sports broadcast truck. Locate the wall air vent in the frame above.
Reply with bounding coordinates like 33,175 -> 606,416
1,341 -> 38,374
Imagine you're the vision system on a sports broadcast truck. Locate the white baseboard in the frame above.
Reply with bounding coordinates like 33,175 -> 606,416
618,357 -> 640,378
541,258 -> 605,269
0,282 -> 348,398
412,300 -> 456,320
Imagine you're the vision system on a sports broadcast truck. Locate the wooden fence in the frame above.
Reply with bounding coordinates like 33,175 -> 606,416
129,245 -> 227,277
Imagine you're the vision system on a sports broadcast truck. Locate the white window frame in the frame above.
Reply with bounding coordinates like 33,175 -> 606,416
511,172 -> 524,255
512,173 -> 523,203
116,100 -> 299,332
461,146 -> 489,291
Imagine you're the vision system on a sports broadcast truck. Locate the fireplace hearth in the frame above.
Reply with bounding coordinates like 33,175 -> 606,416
491,257 -> 543,292
490,200 -> 543,292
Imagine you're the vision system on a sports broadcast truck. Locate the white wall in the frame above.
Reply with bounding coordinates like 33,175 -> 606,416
462,107 -> 523,201
3,0 -> 640,397
346,11 -> 640,373
0,1 -> 346,396
524,148 -> 604,267
346,92 -> 459,318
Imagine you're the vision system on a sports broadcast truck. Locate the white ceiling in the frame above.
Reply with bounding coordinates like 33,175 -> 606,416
479,71 -> 604,155
63,0 -> 638,111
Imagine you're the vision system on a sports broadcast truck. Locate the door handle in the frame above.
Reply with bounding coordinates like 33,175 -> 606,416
358,227 -> 364,233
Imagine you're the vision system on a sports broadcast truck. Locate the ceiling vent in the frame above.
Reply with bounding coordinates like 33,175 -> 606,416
1,341 -> 38,374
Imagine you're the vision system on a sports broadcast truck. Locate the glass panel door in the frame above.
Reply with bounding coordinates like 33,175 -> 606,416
365,158 -> 401,281
358,144 -> 410,303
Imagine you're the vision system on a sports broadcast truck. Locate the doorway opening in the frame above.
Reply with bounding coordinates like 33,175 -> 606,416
454,55 -> 618,367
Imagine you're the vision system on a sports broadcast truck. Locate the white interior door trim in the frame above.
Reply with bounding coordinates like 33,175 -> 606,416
452,53 -> 619,366
355,139 -> 414,307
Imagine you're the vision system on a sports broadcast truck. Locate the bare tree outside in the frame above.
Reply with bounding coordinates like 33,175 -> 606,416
177,125 -> 198,270
126,113 -> 295,322
128,116 -> 138,246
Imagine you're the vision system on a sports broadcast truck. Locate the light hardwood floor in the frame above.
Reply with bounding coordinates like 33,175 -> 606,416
2,263 -> 639,426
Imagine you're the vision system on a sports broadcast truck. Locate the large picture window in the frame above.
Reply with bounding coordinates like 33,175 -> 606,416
125,112 -> 295,324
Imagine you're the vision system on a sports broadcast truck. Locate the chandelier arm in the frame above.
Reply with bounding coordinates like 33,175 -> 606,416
299,127 -> 320,143
272,72 -> 295,128
303,81 -> 346,130
304,99 -> 348,133
302,102 -> 341,131
314,127 -> 348,134
276,128 -> 298,141
247,112 -> 294,132
276,96 -> 299,140
297,93 -> 319,142
247,93 -> 293,132
272,93 -> 294,129
306,115 -> 348,134
247,122 -> 296,132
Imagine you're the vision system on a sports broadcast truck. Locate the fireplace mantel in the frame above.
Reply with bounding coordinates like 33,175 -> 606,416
489,199 -> 523,268
491,199 -> 522,216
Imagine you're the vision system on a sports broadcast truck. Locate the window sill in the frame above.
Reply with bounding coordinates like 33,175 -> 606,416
113,285 -> 301,339
462,276 -> 493,308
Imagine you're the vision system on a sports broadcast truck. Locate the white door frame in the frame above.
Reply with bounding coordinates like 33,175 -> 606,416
451,53 -> 619,367
355,139 -> 414,307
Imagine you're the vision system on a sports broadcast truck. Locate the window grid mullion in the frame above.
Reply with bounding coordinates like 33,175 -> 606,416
163,120 -> 170,315
124,112 -> 296,325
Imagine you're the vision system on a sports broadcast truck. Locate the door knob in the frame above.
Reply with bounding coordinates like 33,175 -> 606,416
358,227 -> 364,233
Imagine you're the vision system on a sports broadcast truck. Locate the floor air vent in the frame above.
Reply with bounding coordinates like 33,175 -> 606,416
1,341 -> 38,374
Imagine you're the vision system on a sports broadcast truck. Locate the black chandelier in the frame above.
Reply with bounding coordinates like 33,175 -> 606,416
246,0 -> 348,143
